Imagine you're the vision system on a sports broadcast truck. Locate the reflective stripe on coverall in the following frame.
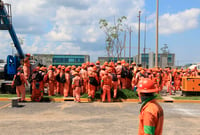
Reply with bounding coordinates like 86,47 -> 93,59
138,96 -> 164,135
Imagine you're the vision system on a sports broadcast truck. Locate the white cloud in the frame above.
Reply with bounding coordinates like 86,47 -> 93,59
160,8 -> 200,34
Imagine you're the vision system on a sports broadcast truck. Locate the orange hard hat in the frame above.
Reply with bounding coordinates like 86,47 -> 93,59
96,60 -> 100,64
48,65 -> 53,70
65,68 -> 70,72
90,63 -> 95,66
72,65 -> 76,70
26,53 -> 31,57
93,66 -> 97,71
131,62 -> 136,65
125,63 -> 129,67
121,59 -> 126,64
36,66 -> 40,71
101,65 -> 105,69
72,72 -> 78,76
53,66 -> 56,69
137,78 -> 158,93
75,68 -> 80,72
107,67 -> 112,73
61,65 -> 65,70
104,61 -> 108,66
138,67 -> 143,71
117,61 -> 121,64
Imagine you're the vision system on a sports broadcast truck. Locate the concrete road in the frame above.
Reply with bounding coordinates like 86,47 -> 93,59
0,101 -> 200,135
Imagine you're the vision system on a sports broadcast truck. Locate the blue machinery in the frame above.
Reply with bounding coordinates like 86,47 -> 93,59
0,0 -> 24,76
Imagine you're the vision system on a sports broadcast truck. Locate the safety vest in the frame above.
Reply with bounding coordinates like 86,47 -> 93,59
138,96 -> 164,135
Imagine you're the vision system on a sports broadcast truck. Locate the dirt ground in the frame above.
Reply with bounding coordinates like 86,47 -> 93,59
0,101 -> 200,135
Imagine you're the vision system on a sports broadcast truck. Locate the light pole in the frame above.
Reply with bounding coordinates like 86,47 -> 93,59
144,16 -> 147,68
155,0 -> 159,67
138,11 -> 141,65
129,26 -> 132,64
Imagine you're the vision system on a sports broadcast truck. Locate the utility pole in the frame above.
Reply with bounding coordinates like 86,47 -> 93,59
155,0 -> 159,67
129,26 -> 132,65
138,11 -> 141,65
144,16 -> 147,68
124,31 -> 126,59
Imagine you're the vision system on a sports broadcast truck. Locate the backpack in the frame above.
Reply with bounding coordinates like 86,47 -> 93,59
89,77 -> 98,86
14,75 -> 22,86
112,73 -> 118,81
36,72 -> 43,82
126,70 -> 133,79
70,74 -> 74,83
121,66 -> 127,78
59,74 -> 66,83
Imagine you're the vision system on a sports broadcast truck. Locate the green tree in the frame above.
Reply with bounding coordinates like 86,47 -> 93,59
99,16 -> 127,60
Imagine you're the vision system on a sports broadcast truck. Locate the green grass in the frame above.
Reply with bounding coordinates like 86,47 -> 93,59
172,96 -> 200,100
0,89 -> 163,100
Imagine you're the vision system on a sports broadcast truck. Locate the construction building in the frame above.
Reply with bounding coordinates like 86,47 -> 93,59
98,52 -> 175,68
98,57 -> 134,64
134,52 -> 175,68
33,54 -> 90,67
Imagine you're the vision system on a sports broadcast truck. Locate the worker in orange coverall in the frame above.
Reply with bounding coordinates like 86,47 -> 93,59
121,62 -> 127,89
108,68 -> 118,99
101,71 -> 112,102
56,66 -> 66,95
64,68 -> 70,97
31,80 -> 44,102
115,61 -> 122,90
46,65 -> 55,96
23,53 -> 31,80
12,67 -> 28,102
72,72 -> 81,102
137,78 -> 164,135
79,64 -> 88,94
88,67 -> 98,100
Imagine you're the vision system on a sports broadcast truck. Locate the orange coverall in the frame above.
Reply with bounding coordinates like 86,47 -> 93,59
79,68 -> 88,94
64,72 -> 70,97
138,98 -> 164,135
31,81 -> 44,102
12,72 -> 28,101
101,74 -> 112,102
47,70 -> 55,96
23,57 -> 30,80
72,75 -> 81,102
88,70 -> 98,99
115,65 -> 122,90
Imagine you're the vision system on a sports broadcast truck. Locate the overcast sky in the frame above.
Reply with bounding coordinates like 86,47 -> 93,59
1,0 -> 200,66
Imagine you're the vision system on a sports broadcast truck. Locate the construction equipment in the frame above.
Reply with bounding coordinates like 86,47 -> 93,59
182,76 -> 200,96
0,0 -> 25,93
0,0 -> 24,77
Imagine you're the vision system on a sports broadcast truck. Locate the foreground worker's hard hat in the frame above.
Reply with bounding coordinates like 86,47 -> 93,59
137,78 -> 158,93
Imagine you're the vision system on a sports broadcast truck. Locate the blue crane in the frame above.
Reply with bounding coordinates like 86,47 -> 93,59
0,0 -> 25,78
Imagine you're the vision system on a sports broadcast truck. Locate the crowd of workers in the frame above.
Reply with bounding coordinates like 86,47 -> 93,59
12,54 -> 199,102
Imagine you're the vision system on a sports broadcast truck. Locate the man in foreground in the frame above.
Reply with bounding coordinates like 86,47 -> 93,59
137,78 -> 164,135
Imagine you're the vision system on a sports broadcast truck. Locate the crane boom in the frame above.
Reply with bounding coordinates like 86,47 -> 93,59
0,1 -> 24,59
